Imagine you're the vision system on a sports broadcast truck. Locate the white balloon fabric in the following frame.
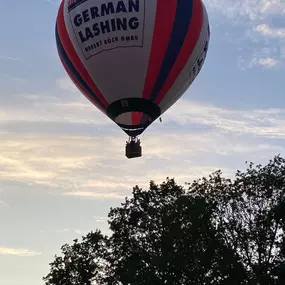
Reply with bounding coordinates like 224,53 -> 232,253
56,0 -> 210,137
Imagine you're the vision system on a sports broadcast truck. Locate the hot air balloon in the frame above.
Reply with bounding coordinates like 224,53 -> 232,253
56,0 -> 210,159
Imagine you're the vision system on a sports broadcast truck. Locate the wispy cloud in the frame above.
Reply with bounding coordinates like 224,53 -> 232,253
249,57 -> 279,68
56,225 -> 111,237
0,247 -> 42,257
0,200 -> 10,208
0,93 -> 111,126
254,24 -> 285,39
62,191 -> 127,200
204,0 -> 285,68
204,0 -> 285,21
44,0 -> 61,5
56,228 -> 85,235
56,77 -> 79,93
163,99 -> 285,138
93,216 -> 108,223
1,93 -> 284,196
0,55 -> 20,61
3,91 -> 284,139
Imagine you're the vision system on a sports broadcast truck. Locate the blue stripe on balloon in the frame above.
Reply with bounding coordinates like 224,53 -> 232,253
55,24 -> 106,111
150,0 -> 193,101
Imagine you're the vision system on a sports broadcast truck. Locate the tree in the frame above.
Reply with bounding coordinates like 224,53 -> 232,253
43,230 -> 108,285
43,155 -> 285,285
188,155 -> 285,284
105,179 -> 245,285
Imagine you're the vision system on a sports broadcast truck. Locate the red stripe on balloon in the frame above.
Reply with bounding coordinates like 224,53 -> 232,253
57,1 -> 109,107
131,112 -> 142,125
155,0 -> 203,105
142,0 -> 177,100
57,49 -> 105,112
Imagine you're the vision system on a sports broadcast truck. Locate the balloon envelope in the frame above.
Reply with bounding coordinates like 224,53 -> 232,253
56,0 -> 210,137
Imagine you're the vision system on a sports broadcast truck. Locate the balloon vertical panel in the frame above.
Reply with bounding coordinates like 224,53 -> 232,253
62,0 -> 157,104
158,2 -> 210,113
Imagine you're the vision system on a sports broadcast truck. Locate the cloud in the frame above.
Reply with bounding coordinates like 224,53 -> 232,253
62,191 -> 127,199
0,200 -> 10,208
56,225 -> 112,237
1,93 -> 285,197
44,0 -> 61,6
257,0 -> 285,15
82,180 -> 138,189
249,57 -> 280,68
56,77 -> 79,93
0,132 -> 236,191
0,92 -> 111,127
254,24 -> 285,38
93,216 -> 108,223
204,1 -> 285,69
0,55 -> 20,61
163,99 -> 285,138
56,228 -> 85,235
239,45 -> 283,69
0,247 -> 42,257
204,0 -> 285,21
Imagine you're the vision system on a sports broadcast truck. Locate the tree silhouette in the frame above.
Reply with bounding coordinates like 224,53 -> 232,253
44,155 -> 285,285
43,230 -> 108,285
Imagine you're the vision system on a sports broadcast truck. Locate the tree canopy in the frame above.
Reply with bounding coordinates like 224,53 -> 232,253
43,155 -> 285,285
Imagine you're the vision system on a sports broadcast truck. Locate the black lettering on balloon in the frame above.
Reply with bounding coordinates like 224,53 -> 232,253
116,1 -> 127,13
100,20 -> 111,34
82,9 -> 90,23
110,18 -> 117,31
116,18 -> 127,30
90,6 -> 100,19
79,30 -> 86,43
74,14 -> 83,27
129,17 -> 139,30
75,0 -> 142,44
101,2 -> 115,16
92,23 -> 100,36
85,27 -> 94,41
129,0 -> 140,12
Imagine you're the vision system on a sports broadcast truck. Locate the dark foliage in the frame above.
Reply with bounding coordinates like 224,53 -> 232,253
44,155 -> 285,285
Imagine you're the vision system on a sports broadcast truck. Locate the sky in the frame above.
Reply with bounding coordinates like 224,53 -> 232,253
0,0 -> 285,284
